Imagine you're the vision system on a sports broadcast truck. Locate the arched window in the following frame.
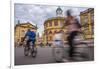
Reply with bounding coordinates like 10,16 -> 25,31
21,30 -> 25,36
91,14 -> 94,35
54,30 -> 57,34
92,15 -> 94,23
84,16 -> 88,25
45,31 -> 48,35
60,21 -> 63,27
49,21 -> 52,27
54,20 -> 58,26
49,36 -> 52,41
59,30 -> 64,33
49,31 -> 52,34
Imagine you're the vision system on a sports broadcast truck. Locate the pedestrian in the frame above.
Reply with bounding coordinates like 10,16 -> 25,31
40,42 -> 43,47
16,39 -> 20,47
63,9 -> 82,60
46,42 -> 49,47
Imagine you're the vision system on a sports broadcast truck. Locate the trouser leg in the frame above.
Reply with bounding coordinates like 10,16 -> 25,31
68,35 -> 74,57
68,31 -> 78,58
26,40 -> 31,50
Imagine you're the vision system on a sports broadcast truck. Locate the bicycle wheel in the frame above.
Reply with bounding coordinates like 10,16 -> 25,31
31,47 -> 37,58
24,46 -> 29,56
72,43 -> 89,61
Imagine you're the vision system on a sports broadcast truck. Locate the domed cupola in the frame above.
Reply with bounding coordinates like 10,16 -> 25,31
56,6 -> 63,16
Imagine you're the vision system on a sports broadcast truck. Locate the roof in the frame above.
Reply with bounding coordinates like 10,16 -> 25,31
15,22 -> 37,30
44,17 -> 65,25
80,8 -> 94,15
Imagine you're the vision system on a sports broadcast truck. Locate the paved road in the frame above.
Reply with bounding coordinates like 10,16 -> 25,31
15,45 -> 94,65
15,47 -> 56,65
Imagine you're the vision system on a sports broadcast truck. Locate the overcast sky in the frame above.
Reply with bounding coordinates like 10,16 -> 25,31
14,3 -> 89,36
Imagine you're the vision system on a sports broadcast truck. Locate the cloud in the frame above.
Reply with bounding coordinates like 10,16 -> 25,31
14,4 -> 89,36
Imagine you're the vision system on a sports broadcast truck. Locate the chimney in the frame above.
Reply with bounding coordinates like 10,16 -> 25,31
18,20 -> 20,24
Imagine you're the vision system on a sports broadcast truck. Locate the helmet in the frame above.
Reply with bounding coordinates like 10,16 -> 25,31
27,28 -> 31,31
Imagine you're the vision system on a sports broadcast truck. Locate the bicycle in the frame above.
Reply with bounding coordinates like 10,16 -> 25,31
52,32 -> 90,62
23,37 -> 37,58
70,32 -> 89,61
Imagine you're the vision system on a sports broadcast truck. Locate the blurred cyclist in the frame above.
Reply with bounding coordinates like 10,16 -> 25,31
63,9 -> 81,60
24,29 -> 36,49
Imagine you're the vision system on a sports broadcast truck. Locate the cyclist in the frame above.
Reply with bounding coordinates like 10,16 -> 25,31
63,9 -> 82,60
24,29 -> 36,49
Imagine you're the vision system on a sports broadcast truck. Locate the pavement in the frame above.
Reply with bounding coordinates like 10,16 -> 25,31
15,44 -> 94,65
15,47 -> 56,65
